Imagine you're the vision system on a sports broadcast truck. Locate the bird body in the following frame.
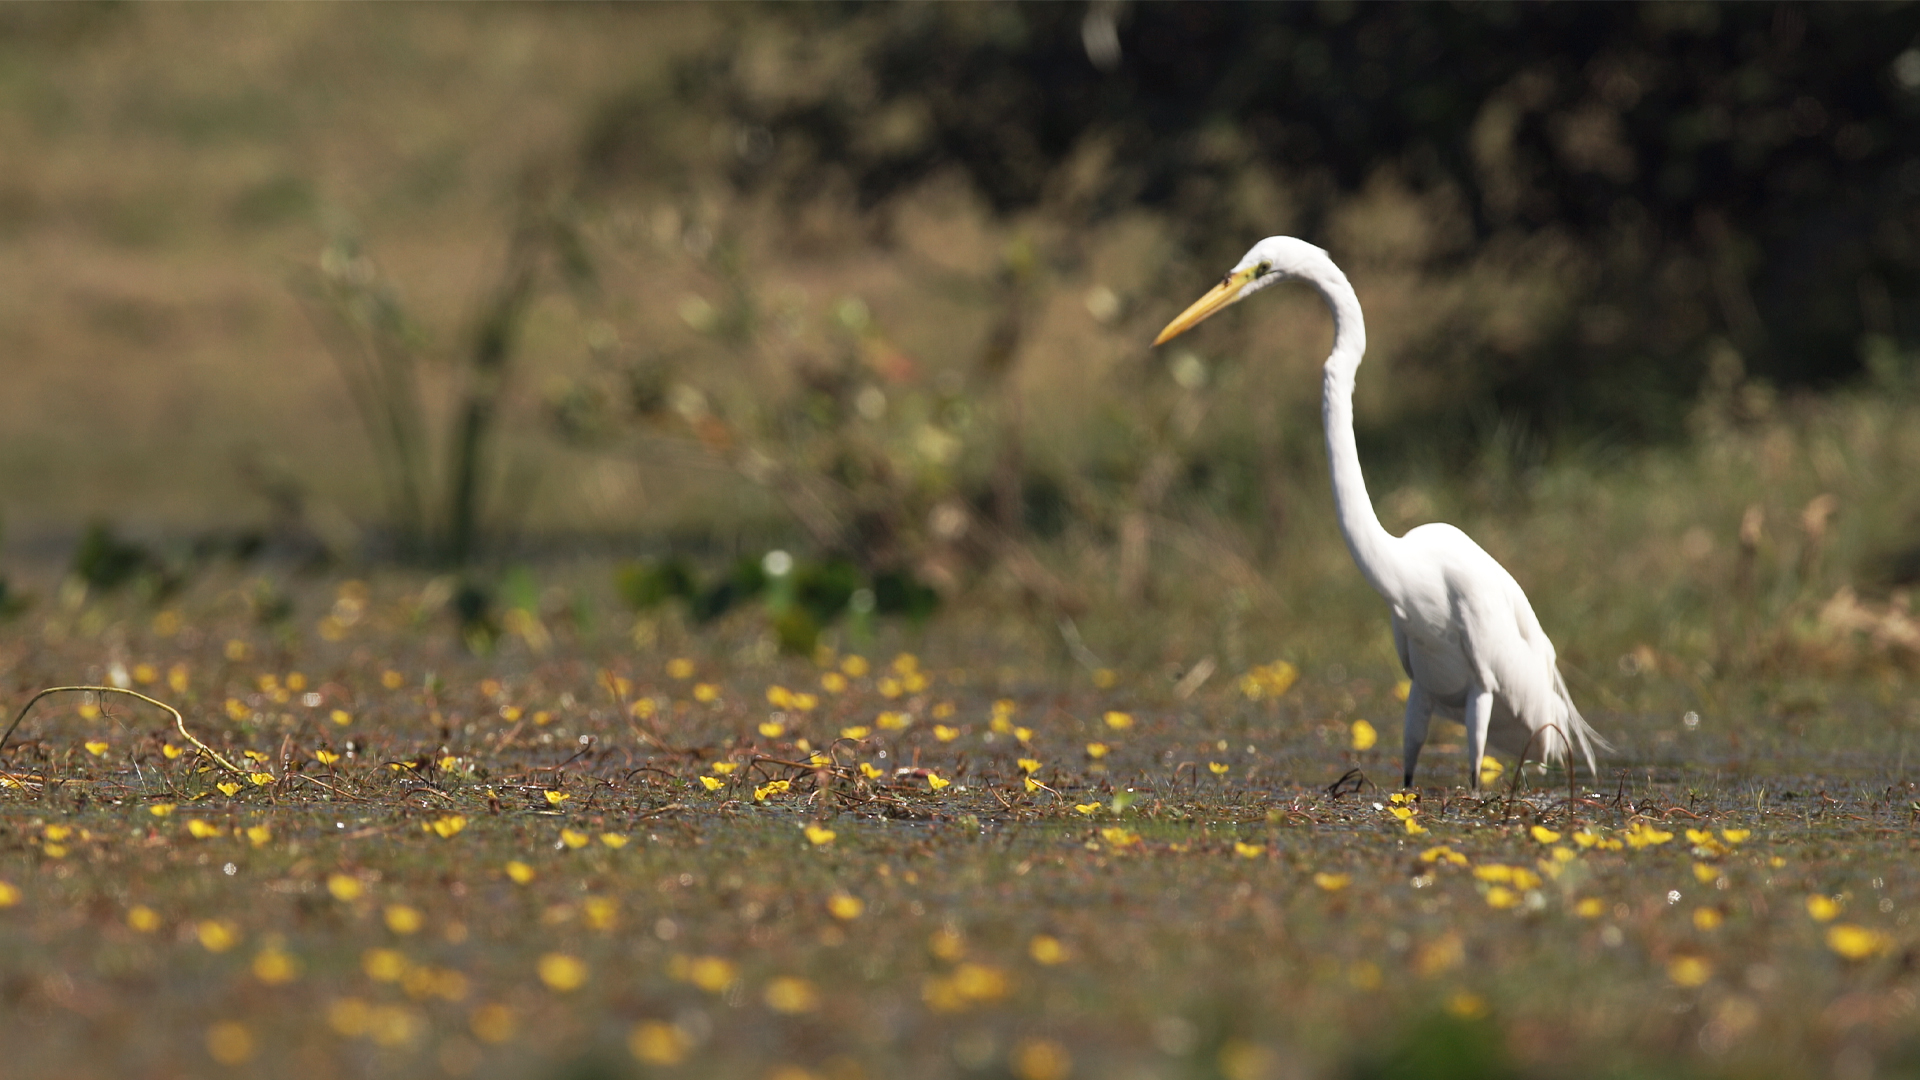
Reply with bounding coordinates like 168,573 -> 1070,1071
1155,236 -> 1609,788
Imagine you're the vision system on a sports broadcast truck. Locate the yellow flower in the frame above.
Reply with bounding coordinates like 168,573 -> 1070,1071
1720,828 -> 1751,844
803,824 -> 836,846
1529,825 -> 1561,844
1234,841 -> 1266,859
1208,762 -> 1229,775
933,725 -> 959,742
470,1004 -> 516,1045
1074,803 -> 1101,816
544,790 -> 570,806
1692,908 -> 1723,931
83,740 -> 109,757
1573,897 -> 1606,919
1104,710 -> 1133,731
430,816 -> 467,838
253,947 -> 301,985
1017,758 -> 1043,774
766,685 -> 794,709
205,1021 -> 255,1066
1667,955 -> 1712,987
878,676 -> 904,698
1445,992 -> 1487,1020
929,927 -> 965,960
711,762 -> 738,775
1826,924 -> 1893,961
759,721 -> 785,738
686,956 -> 736,993
1085,742 -> 1109,759
859,763 -> 883,780
600,833 -> 629,849
247,772 -> 273,787
821,672 -> 849,694
1806,895 -> 1841,922
1692,863 -> 1722,885
216,782 -> 242,797
764,976 -> 819,1014
363,948 -> 407,983
505,861 -> 535,885
438,756 -> 459,772
1478,757 -> 1505,785
1313,872 -> 1350,892
893,653 -> 920,675
1010,1038 -> 1072,1080
197,920 -> 240,952
827,893 -> 864,920
126,904 -> 160,931
1024,777 -> 1041,794
1549,845 -> 1576,863
692,683 -> 719,703
1100,827 -> 1141,848
315,749 -> 340,765
186,819 -> 223,839
1014,727 -> 1034,743
149,803 -> 175,818
1403,818 -> 1429,836
537,953 -> 588,992
1473,864 -> 1514,884
161,743 -> 183,760
792,693 -> 819,711
1240,660 -> 1299,700
697,775 -> 723,793
1484,885 -> 1520,909
560,829 -> 590,849
840,726 -> 871,740
1029,935 -> 1066,965
246,825 -> 272,847
1349,720 -> 1377,751
327,874 -> 364,902
1393,679 -> 1412,702
330,709 -> 353,727
583,896 -> 618,931
927,773 -> 950,791
1420,846 -> 1468,866
385,905 -> 424,935
225,699 -> 249,722
1621,821 -> 1672,848
629,1021 -> 692,1066
753,780 -> 791,801
840,655 -> 870,678
665,658 -> 695,680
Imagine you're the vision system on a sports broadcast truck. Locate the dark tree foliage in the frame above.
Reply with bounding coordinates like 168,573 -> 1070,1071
637,2 -> 1920,444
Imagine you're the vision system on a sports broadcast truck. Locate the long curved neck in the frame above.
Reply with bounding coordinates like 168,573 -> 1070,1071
1308,262 -> 1399,599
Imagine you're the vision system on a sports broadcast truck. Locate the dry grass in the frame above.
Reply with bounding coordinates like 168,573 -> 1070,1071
0,572 -> 1917,1080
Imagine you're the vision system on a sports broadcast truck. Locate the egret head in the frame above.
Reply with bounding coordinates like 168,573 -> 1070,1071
1153,236 -> 1332,346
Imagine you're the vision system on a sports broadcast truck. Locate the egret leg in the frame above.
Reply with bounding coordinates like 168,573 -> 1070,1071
1464,686 -> 1493,792
1401,684 -> 1432,788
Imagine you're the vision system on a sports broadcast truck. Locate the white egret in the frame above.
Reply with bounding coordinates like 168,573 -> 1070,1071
1154,237 -> 1610,789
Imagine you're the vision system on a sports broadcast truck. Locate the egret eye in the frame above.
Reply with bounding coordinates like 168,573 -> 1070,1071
1257,261 -> 1272,276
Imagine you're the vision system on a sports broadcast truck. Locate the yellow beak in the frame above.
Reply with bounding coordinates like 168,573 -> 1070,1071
1153,265 -> 1261,346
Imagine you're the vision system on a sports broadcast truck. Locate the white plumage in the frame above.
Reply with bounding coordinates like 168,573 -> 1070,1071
1155,236 -> 1610,788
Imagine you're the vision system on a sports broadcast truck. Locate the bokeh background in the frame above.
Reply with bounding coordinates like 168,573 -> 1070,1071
1,2 -> 1918,691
